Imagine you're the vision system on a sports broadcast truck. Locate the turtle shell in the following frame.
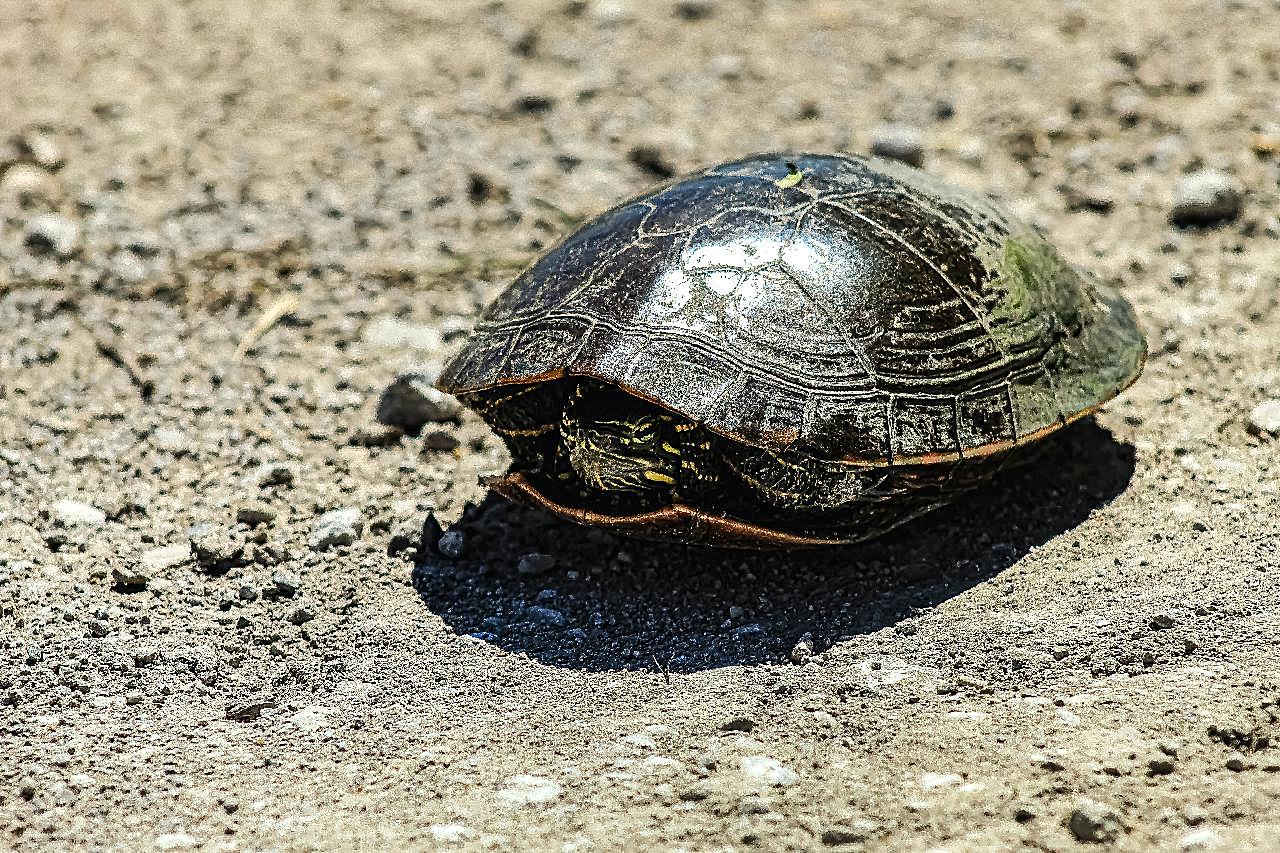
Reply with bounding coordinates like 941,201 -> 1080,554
439,153 -> 1145,466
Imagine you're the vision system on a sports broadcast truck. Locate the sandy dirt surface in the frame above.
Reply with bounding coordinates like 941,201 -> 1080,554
3,0 -> 1280,850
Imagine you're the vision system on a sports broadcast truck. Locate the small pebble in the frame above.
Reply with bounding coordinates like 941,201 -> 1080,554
956,138 -> 986,166
1170,170 -> 1241,226
526,606 -> 566,627
288,607 -> 316,626
674,0 -> 717,20
513,93 -> 555,113
225,698 -> 276,722
1150,612 -> 1177,630
870,124 -> 925,167
254,462 -> 296,488
24,214 -> 80,258
720,716 -> 755,732
1247,399 -> 1280,437
188,525 -> 245,568
1,164 -> 60,203
497,774 -> 562,806
1110,88 -> 1146,125
708,53 -> 744,79
1182,805 -> 1208,826
376,370 -> 462,431
436,529 -> 466,559
517,552 -> 557,575
739,755 -> 798,787
1225,751 -> 1247,771
1181,828 -> 1220,851
111,566 -> 149,590
238,584 -> 259,602
50,499 -> 105,527
429,825 -> 476,843
21,130 -> 63,169
151,426 -> 188,454
236,501 -> 277,526
308,507 -> 364,551
628,145 -> 675,179
1147,754 -> 1176,775
587,0 -> 632,25
1063,183 -> 1115,214
153,832 -> 199,851
1169,261 -> 1193,285
1069,798 -> 1123,843
789,632 -> 815,665
423,429 -> 460,451
125,691 -> 144,706
821,824 -> 877,845
272,573 -> 301,597
348,424 -> 403,447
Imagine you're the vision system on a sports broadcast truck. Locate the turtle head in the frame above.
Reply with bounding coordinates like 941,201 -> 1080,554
560,381 -> 682,495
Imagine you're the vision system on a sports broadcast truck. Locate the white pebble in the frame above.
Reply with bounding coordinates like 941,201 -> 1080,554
51,499 -> 105,527
24,214 -> 80,257
920,772 -> 963,789
308,507 -> 364,551
140,543 -> 192,572
1170,170 -> 1241,225
739,755 -> 798,787
1247,399 -> 1280,436
497,774 -> 562,806
1180,828 -> 1220,851
870,124 -> 925,167
429,824 -> 475,843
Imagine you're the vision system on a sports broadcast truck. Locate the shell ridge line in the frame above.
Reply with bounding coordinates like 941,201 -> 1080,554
468,310 -> 1053,399
697,366 -> 751,426
1003,380 -> 1020,443
951,395 -> 965,459
1041,360 -> 1070,427
565,316 -> 600,368
637,200 -> 812,239
495,324 -> 524,379
817,196 -> 1014,363
772,257 -> 877,381
884,394 -> 896,466
777,215 -> 880,381
608,331 -> 655,384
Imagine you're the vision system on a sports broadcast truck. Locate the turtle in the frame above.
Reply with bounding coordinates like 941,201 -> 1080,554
436,153 -> 1146,546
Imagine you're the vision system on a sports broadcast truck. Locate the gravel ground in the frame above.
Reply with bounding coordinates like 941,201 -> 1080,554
3,1 -> 1280,850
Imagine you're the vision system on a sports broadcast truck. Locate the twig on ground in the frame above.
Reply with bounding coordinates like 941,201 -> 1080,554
234,293 -> 300,361
76,320 -> 155,401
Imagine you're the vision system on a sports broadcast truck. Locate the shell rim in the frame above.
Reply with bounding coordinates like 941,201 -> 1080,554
485,471 -> 851,546
440,337 -> 1146,468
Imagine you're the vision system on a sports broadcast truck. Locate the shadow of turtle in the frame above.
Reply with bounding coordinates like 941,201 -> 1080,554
412,420 -> 1136,673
